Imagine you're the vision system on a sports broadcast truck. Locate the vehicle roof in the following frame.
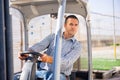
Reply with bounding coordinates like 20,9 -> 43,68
10,0 -> 88,20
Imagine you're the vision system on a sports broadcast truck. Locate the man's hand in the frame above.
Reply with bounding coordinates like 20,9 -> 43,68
18,52 -> 29,60
40,54 -> 53,64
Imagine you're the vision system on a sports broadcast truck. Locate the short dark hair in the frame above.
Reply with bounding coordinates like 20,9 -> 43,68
65,15 -> 79,24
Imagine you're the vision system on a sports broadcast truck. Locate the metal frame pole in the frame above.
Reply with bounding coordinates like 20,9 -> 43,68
24,20 -> 29,50
86,17 -> 93,80
112,0 -> 117,59
85,2 -> 93,79
0,0 -> 7,80
53,0 -> 66,80
5,0 -> 14,79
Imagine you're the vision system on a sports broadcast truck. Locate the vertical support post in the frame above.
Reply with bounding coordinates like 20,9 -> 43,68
4,0 -> 14,79
20,21 -> 24,69
0,0 -> 7,80
112,0 -> 116,59
24,19 -> 29,50
53,0 -> 66,80
86,17 -> 93,80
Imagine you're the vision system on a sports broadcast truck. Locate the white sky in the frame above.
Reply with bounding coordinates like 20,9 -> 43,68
89,0 -> 120,35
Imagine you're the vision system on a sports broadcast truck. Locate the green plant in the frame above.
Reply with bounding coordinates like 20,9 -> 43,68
93,58 -> 120,70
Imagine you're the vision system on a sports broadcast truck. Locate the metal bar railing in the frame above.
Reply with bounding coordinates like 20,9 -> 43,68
53,0 -> 66,80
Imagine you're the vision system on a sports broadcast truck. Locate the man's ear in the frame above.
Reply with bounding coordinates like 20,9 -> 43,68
64,24 -> 66,28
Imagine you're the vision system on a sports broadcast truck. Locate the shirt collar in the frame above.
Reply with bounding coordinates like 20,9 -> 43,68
62,33 -> 76,43
68,36 -> 76,42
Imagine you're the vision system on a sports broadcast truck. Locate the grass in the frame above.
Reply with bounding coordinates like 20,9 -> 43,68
73,58 -> 120,71
93,58 -> 120,70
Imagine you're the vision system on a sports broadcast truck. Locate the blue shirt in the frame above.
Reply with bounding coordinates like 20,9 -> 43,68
29,33 -> 81,75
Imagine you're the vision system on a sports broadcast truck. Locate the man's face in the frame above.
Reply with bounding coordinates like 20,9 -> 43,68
64,18 -> 79,36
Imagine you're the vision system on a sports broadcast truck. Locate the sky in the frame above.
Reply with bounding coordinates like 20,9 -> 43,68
88,0 -> 120,36
89,0 -> 120,16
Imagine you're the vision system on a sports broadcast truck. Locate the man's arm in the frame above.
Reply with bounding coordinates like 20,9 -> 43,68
40,54 -> 53,64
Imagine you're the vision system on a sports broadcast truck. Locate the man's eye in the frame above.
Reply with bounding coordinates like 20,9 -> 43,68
75,24 -> 78,26
70,23 -> 73,26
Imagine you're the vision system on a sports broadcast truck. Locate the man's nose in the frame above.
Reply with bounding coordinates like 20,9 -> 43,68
71,25 -> 75,29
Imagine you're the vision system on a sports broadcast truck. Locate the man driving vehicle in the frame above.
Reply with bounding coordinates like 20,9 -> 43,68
19,15 -> 82,80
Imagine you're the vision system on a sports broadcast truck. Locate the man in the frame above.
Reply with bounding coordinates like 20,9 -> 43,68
19,15 -> 81,80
